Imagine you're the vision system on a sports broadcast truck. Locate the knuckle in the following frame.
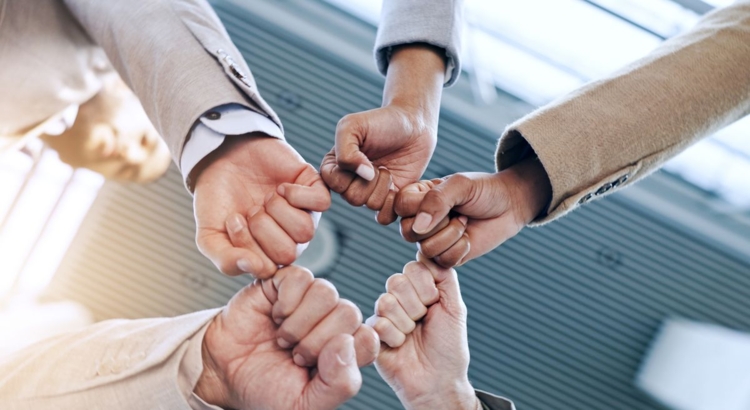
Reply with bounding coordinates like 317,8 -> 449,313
311,279 -> 340,305
417,241 -> 440,259
337,300 -> 363,325
375,293 -> 398,316
385,274 -> 409,294
286,265 -> 314,283
276,246 -> 297,266
372,317 -> 391,336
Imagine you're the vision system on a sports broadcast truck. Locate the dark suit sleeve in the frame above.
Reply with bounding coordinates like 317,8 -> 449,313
477,390 -> 516,410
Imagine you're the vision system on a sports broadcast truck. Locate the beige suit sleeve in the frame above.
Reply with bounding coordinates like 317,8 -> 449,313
497,1 -> 750,224
0,308 -> 221,410
61,0 -> 283,167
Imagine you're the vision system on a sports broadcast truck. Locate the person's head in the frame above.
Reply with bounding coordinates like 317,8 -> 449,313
42,75 -> 171,183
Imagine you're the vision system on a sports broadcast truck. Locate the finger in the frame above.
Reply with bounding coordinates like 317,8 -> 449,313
320,151 -> 357,194
385,274 -> 427,321
417,216 -> 468,258
365,168 -> 392,211
265,192 -> 316,244
366,315 -> 406,348
277,182 -> 331,213
334,114 -> 375,181
278,279 -> 339,347
353,324 -> 379,367
271,265 -> 316,325
394,180 -> 436,217
248,209 -> 298,268
414,258 -> 465,318
433,234 -> 471,268
400,214 -> 451,243
375,190 -> 398,225
197,231 -> 275,277
374,293 -> 415,334
412,175 -> 475,234
402,261 -> 440,306
301,334 -> 362,410
293,299 -> 363,367
341,167 -> 381,207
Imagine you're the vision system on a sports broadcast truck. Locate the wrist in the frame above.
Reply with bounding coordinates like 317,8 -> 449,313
382,44 -> 445,128
194,316 -> 235,409
400,378 -> 479,410
191,132 -> 273,190
501,155 -> 552,224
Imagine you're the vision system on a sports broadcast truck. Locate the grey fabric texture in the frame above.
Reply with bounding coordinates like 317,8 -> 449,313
374,0 -> 464,87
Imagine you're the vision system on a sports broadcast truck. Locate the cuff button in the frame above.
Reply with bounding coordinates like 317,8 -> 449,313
205,111 -> 221,120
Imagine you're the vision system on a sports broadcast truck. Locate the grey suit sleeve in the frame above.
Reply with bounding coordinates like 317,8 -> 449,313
477,390 -> 516,410
0,308 -> 221,410
61,0 -> 283,168
375,0 -> 464,86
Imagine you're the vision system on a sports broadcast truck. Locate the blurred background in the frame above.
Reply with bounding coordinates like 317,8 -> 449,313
1,0 -> 749,409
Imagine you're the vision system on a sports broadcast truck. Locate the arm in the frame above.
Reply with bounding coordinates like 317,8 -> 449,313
396,1 -> 750,268
0,266 -> 378,410
367,259 -> 515,410
498,1 -> 750,223
62,0 -> 330,278
320,44 -> 446,224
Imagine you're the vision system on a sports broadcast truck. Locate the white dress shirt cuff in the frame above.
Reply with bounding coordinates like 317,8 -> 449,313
181,103 -> 285,191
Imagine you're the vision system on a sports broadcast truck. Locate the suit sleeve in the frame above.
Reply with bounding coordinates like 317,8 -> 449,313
0,308 -> 221,410
375,0 -> 464,86
496,1 -> 750,224
61,0 -> 283,168
477,390 -> 516,410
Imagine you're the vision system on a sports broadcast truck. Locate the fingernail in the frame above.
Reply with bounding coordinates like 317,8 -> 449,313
355,164 -> 375,181
277,184 -> 286,197
237,259 -> 252,273
336,341 -> 355,366
277,337 -> 291,349
458,215 -> 468,226
293,353 -> 306,367
412,212 -> 433,234
228,214 -> 244,233
273,315 -> 283,325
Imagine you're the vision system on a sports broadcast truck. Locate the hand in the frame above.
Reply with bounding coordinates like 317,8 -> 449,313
321,44 -> 445,225
367,258 -> 480,410
395,157 -> 553,268
195,265 -> 379,410
193,134 -> 331,278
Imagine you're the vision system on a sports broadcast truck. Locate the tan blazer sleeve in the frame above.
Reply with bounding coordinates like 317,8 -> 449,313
61,0 -> 283,167
496,1 -> 750,224
0,308 -> 221,410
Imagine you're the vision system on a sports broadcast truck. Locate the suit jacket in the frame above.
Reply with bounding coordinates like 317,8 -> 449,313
0,0 -> 281,167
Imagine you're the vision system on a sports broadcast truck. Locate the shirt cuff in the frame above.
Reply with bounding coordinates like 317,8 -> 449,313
181,103 -> 285,191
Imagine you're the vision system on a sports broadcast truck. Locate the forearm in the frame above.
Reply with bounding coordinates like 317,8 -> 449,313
396,378 -> 481,410
383,44 -> 447,127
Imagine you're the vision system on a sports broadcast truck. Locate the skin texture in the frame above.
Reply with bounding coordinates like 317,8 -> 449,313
395,157 -> 553,268
367,259 -> 481,410
41,74 -> 171,183
193,135 -> 331,279
194,265 -> 379,410
321,44 -> 445,224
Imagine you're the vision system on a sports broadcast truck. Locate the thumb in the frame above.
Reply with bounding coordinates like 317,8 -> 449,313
302,334 -> 362,410
416,254 -> 465,318
411,174 -> 475,234
334,115 -> 376,181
